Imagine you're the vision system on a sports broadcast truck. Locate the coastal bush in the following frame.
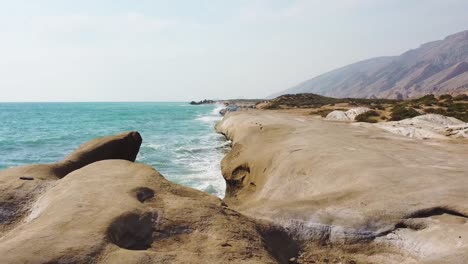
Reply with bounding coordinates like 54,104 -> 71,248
450,112 -> 468,122
446,103 -> 468,113
439,94 -> 452,100
424,108 -> 447,115
267,93 -> 397,109
453,94 -> 468,101
310,109 -> 334,117
371,104 -> 385,110
412,94 -> 438,106
355,110 -> 380,123
390,105 -> 421,121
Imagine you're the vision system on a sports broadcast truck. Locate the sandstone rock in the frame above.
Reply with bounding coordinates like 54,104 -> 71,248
325,107 -> 371,121
325,110 -> 351,121
0,132 -> 299,264
217,110 -> 468,263
376,114 -> 468,139
0,131 -> 142,236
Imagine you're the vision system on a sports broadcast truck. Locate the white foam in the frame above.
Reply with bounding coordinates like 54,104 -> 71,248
195,103 -> 225,123
196,115 -> 222,122
211,103 -> 226,115
146,143 -> 161,150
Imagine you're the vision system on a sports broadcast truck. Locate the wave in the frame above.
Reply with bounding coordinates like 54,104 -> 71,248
172,140 -> 231,155
195,103 -> 225,123
144,143 -> 162,150
211,103 -> 226,115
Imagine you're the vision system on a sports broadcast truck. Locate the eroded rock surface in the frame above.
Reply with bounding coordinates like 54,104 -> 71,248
0,132 -> 298,264
217,111 -> 468,263
325,107 -> 371,121
375,114 -> 468,139
0,131 -> 142,236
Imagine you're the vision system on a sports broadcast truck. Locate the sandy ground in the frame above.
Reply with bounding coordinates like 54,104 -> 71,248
217,109 -> 468,263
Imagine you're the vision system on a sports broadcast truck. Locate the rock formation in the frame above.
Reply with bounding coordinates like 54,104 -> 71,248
190,99 -> 215,105
0,132 -> 298,264
3,116 -> 468,263
0,131 -> 142,236
374,114 -> 468,139
217,111 -> 468,263
325,107 -> 371,121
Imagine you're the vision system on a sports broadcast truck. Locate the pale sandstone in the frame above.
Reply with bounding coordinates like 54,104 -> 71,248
325,107 -> 371,121
375,114 -> 468,139
0,132 -> 297,264
217,110 -> 468,263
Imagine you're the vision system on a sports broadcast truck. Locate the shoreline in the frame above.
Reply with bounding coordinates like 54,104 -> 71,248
0,105 -> 467,263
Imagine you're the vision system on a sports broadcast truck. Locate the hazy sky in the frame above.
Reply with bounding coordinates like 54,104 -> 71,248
1,0 -> 468,102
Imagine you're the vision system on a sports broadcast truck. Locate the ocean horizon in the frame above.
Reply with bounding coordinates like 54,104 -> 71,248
0,102 -> 228,197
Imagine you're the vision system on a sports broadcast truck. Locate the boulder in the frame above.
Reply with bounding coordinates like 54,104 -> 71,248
325,110 -> 351,121
190,99 -> 215,105
0,131 -> 142,236
376,114 -> 468,139
325,107 -> 371,121
219,105 -> 239,116
0,132 -> 298,264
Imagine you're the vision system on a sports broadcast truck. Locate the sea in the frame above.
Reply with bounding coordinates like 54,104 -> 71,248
0,102 -> 228,197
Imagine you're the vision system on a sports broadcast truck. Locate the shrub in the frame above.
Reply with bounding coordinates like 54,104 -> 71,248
355,110 -> 380,123
390,105 -> 421,121
412,94 -> 438,106
310,109 -> 334,117
439,94 -> 452,100
450,112 -> 468,122
424,108 -> 447,115
453,94 -> 468,101
371,104 -> 385,110
446,103 -> 468,113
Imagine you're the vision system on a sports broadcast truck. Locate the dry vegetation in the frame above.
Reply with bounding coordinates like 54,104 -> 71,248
259,93 -> 468,122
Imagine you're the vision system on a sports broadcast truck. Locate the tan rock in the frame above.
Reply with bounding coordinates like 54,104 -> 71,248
376,114 -> 468,139
216,110 -> 468,263
0,131 -> 142,235
325,107 -> 371,121
0,132 -> 298,264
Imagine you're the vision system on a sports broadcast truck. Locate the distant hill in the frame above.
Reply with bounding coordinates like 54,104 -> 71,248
272,30 -> 468,99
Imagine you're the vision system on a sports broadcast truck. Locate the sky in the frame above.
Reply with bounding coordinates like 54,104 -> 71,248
0,0 -> 468,102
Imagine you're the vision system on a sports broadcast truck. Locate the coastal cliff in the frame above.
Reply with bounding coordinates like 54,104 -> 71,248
216,111 -> 468,263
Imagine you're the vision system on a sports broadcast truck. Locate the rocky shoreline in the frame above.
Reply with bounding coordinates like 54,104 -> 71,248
216,110 -> 468,263
0,132 -> 299,264
1,104 -> 468,263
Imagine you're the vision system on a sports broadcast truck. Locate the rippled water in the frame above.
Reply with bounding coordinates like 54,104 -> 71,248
0,102 -> 227,197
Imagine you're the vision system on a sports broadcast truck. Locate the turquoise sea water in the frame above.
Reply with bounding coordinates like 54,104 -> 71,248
0,102 -> 228,197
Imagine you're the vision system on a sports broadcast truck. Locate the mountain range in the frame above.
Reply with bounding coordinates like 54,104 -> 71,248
272,30 -> 468,99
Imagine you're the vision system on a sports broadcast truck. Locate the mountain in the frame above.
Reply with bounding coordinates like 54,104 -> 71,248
272,30 -> 468,99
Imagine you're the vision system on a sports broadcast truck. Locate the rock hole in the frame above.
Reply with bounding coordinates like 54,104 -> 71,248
107,212 -> 156,250
225,165 -> 251,196
133,187 -> 155,203
258,226 -> 300,264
